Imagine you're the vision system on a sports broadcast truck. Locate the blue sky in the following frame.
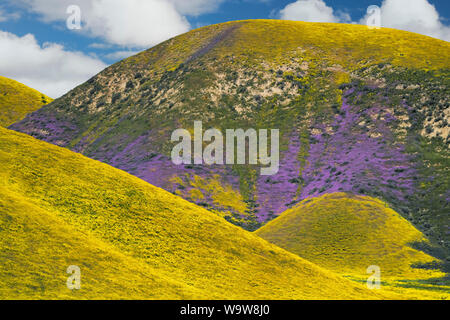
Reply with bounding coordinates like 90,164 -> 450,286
0,0 -> 449,97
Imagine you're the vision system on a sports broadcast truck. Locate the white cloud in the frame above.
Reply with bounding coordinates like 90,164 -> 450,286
361,0 -> 450,41
89,0 -> 190,48
0,30 -> 107,97
280,0 -> 449,41
168,0 -> 225,16
14,0 -> 228,48
15,0 -> 189,48
279,0 -> 341,23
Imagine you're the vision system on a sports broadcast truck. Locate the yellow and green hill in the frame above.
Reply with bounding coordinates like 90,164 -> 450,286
0,76 -> 52,127
256,193 -> 449,299
0,127 -> 392,300
0,187 -> 205,300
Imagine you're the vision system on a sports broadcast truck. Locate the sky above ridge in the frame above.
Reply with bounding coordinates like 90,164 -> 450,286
0,0 -> 449,97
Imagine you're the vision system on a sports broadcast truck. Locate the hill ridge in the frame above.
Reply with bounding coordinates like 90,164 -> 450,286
0,76 -> 52,127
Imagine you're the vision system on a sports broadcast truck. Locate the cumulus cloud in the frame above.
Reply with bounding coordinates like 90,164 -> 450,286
279,0 -> 344,23
88,0 -> 190,47
361,0 -> 450,41
14,0 -> 227,48
0,30 -> 107,97
19,0 -> 190,48
280,0 -> 449,41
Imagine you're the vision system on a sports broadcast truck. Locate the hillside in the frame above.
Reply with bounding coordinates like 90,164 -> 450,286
0,76 -> 52,127
10,20 -> 449,253
0,127 -> 391,300
256,193 -> 442,279
0,185 -> 205,300
256,193 -> 449,299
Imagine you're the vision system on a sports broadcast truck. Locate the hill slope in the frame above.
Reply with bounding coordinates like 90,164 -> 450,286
256,193 -> 450,299
0,127 -> 390,300
0,76 -> 52,127
10,20 -> 449,249
256,193 -> 442,280
0,186 -> 204,300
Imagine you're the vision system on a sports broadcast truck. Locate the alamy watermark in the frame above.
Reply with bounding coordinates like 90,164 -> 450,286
171,121 -> 280,176
67,265 -> 81,290
366,265 -> 381,289
366,5 -> 381,29
66,5 -> 82,30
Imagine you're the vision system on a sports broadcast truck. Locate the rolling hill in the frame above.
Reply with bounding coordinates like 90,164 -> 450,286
0,76 -> 52,127
256,193 -> 443,280
256,193 -> 450,299
0,185 -> 205,300
0,127 -> 391,300
9,20 -> 449,262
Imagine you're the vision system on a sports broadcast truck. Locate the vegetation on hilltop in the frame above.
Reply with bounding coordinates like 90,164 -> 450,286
256,193 -> 449,299
0,76 -> 52,127
256,193 -> 442,279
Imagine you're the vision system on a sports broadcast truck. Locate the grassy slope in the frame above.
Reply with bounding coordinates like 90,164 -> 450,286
0,187 -> 204,300
0,127 -> 390,300
0,76 -> 52,127
256,193 -> 449,299
204,20 -> 450,78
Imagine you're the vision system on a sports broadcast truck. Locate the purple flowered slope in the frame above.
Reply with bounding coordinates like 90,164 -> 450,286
299,99 -> 416,202
256,135 -> 302,222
